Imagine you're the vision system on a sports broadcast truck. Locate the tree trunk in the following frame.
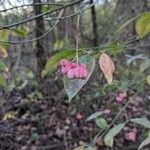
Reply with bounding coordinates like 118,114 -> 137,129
90,0 -> 98,47
33,0 -> 46,77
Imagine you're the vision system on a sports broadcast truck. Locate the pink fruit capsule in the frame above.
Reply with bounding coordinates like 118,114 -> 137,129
119,91 -> 127,99
116,96 -> 124,102
67,69 -> 76,79
81,68 -> 88,79
125,131 -> 136,142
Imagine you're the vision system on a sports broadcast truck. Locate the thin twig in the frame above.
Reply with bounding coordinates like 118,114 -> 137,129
0,2 -> 64,13
0,0 -> 84,30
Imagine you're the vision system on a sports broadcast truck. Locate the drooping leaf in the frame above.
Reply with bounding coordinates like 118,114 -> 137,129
86,111 -> 103,122
104,123 -> 125,147
11,28 -> 28,37
138,137 -> 150,150
135,12 -> 150,38
99,53 -> 115,84
115,15 -> 139,34
130,118 -> 150,129
146,75 -> 150,85
64,55 -> 95,102
96,117 -> 107,129
0,45 -> 8,58
42,50 -> 76,76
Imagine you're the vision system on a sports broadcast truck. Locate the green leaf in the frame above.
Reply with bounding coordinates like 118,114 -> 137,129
11,28 -> 28,37
115,15 -> 139,34
135,12 -> 150,38
140,59 -> 150,72
0,29 -> 10,40
0,45 -> 8,58
64,55 -> 95,102
138,137 -> 150,150
96,117 -> 107,129
0,75 -> 7,88
86,111 -> 103,122
54,40 -> 64,50
146,75 -> 150,85
107,42 -> 123,55
104,123 -> 125,147
0,29 -> 11,47
31,133 -> 39,141
74,146 -> 85,150
42,50 -> 76,76
85,146 -> 96,150
130,118 -> 150,129
0,60 -> 9,72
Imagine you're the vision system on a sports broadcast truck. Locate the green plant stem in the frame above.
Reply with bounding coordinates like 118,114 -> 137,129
76,13 -> 81,63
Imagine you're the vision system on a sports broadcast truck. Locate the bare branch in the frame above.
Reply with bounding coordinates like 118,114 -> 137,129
0,2 -> 64,13
0,0 -> 84,30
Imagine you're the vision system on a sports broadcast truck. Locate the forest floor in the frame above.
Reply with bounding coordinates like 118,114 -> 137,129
0,80 -> 150,150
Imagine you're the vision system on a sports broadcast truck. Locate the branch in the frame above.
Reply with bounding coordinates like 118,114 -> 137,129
0,2 -> 64,13
90,0 -> 98,47
0,0 -> 84,30
0,0 -> 100,44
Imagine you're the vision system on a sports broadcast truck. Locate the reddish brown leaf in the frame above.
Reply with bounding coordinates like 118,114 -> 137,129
99,53 -> 115,84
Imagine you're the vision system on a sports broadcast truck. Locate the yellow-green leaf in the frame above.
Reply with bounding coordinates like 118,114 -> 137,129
146,75 -> 150,85
3,111 -> 17,120
0,29 -> 10,40
0,29 -> 11,46
104,123 -> 125,147
96,117 -> 107,129
42,50 -> 76,76
0,45 -> 8,58
135,12 -> 150,38
0,75 -> 7,88
11,28 -> 28,38
0,60 -> 9,72
54,40 -> 64,50
74,146 -> 85,150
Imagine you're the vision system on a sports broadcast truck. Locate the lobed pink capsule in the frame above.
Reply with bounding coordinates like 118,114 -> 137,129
60,59 -> 88,80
